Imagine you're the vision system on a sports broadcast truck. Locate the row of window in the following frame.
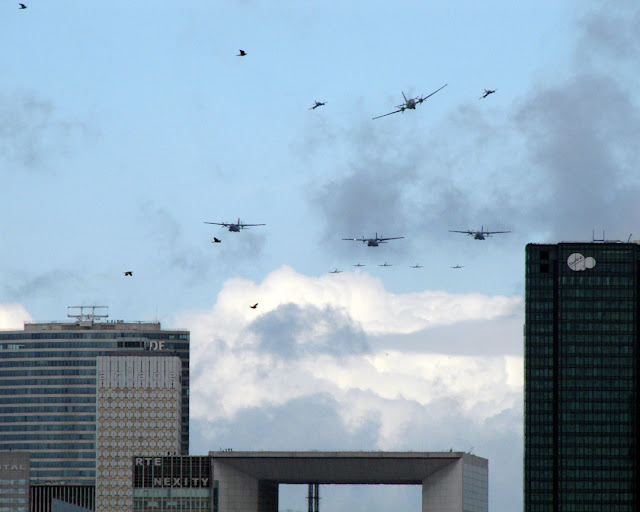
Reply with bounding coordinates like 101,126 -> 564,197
0,387 -> 96,395
0,442 -> 95,450
0,368 -> 95,377
0,433 -> 94,441
528,355 -> 635,366
0,378 -> 96,387
0,415 -> 94,423
0,332 -> 188,341
1,406 -> 95,414
0,396 -> 95,404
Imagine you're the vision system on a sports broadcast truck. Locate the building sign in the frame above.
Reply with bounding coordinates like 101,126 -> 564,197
133,456 -> 211,490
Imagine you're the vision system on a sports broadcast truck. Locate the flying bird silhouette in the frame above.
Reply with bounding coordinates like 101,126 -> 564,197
250,303 -> 258,309
237,50 -> 247,56
124,271 -> 133,276
212,237 -> 221,243
19,3 -> 27,8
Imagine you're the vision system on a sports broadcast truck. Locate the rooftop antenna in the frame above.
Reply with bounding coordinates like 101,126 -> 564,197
67,306 -> 109,324
592,229 -> 605,242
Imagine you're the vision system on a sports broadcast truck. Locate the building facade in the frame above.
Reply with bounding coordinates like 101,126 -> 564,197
0,452 -> 29,512
0,307 -> 190,487
95,355 -> 182,512
132,456 -> 214,512
525,242 -> 640,512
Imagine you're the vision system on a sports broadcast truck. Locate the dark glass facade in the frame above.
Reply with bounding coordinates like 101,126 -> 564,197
0,320 -> 190,486
525,243 -> 640,512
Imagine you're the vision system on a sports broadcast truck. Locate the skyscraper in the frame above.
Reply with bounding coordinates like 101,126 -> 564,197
525,242 -> 639,512
0,307 -> 190,487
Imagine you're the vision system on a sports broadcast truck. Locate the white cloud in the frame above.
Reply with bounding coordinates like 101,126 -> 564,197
0,304 -> 32,330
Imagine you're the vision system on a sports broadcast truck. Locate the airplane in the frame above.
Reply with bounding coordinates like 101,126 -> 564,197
449,226 -> 510,240
204,218 -> 265,232
450,265 -> 465,269
309,101 -> 326,110
342,233 -> 404,247
237,50 -> 247,57
329,269 -> 343,274
373,84 -> 447,120
480,89 -> 496,99
379,262 -> 392,267
410,264 -> 423,269
352,263 -> 366,267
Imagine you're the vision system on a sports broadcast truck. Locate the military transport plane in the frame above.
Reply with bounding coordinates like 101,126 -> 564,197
343,233 -> 404,247
204,218 -> 265,232
449,227 -> 510,240
373,84 -> 447,120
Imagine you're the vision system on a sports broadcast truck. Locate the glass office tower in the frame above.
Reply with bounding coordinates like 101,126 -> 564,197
0,307 -> 190,486
525,243 -> 640,512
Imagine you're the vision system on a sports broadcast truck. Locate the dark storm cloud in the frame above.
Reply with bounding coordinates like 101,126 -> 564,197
3,269 -> 78,300
247,303 -> 370,359
0,92 -> 90,169
191,393 -> 380,451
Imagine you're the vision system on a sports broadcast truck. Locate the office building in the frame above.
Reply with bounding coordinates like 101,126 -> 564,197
525,242 -> 640,512
132,456 -> 213,511
0,306 -> 190,487
0,452 -> 29,512
95,354 -> 182,512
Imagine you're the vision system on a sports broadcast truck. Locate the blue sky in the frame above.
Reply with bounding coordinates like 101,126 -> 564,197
2,1 -> 639,511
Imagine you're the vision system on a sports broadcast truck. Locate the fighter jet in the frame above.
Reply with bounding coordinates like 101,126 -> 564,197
237,50 -> 247,56
309,101 -> 326,110
449,226 -> 510,240
373,84 -> 447,120
480,89 -> 496,99
342,233 -> 404,247
204,218 -> 265,232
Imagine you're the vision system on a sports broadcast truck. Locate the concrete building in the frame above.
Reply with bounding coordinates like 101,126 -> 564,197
525,242 -> 640,511
209,451 -> 487,512
0,451 -> 30,512
0,307 -> 190,487
95,354 -> 182,512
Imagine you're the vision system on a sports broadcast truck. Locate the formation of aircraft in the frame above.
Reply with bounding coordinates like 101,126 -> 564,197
342,233 -> 404,247
204,218 -> 265,232
372,84 -> 448,120
449,227 -> 510,240
309,101 -> 326,110
480,89 -> 496,99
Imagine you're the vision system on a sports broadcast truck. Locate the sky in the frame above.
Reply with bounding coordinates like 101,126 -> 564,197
1,1 -> 639,510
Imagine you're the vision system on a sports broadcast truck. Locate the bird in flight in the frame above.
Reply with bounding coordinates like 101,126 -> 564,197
19,3 -> 27,8
309,101 -> 326,110
250,303 -> 258,309
212,237 -> 221,243
237,50 -> 247,56
480,89 -> 496,99
124,271 -> 133,276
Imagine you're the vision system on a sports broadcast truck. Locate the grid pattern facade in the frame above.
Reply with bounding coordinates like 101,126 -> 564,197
30,486 -> 94,512
95,356 -> 182,512
0,320 -> 189,486
0,452 -> 29,512
525,243 -> 640,512
132,456 -> 213,512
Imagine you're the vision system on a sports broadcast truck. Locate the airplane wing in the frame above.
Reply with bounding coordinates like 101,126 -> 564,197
419,83 -> 448,102
239,223 -> 266,227
484,230 -> 510,234
449,230 -> 474,235
378,236 -> 404,241
372,109 -> 403,120
204,222 -> 228,226
343,237 -> 365,242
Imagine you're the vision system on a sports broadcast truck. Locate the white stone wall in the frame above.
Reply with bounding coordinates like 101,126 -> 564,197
95,356 -> 182,512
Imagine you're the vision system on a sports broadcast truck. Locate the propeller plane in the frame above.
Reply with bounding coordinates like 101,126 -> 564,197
205,218 -> 265,232
373,84 -> 447,120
